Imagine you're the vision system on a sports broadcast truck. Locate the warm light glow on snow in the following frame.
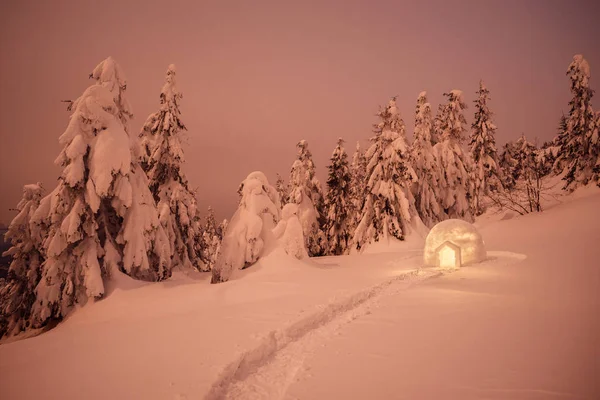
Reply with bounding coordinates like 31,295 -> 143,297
438,245 -> 458,269
424,219 -> 486,267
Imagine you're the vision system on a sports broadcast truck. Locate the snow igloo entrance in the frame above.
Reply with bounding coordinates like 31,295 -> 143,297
436,241 -> 462,269
424,219 -> 486,269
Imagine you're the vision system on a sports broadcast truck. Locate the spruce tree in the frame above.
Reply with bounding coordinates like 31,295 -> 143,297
0,184 -> 44,338
410,91 -> 444,227
556,55 -> 598,189
550,114 -> 568,174
218,218 -> 229,240
297,140 -> 325,219
324,138 -> 352,255
469,81 -> 501,215
28,57 -> 171,330
538,139 -> 557,177
498,141 -> 520,190
433,90 -> 473,221
432,103 -> 445,145
275,173 -> 288,206
353,97 -> 418,250
288,140 -> 326,256
201,206 -> 220,270
349,142 -> 367,234
139,65 -> 205,272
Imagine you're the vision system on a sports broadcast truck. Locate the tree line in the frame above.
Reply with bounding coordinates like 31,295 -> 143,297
1,54 -> 598,339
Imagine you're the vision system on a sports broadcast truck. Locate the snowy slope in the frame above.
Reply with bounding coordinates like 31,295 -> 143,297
284,189 -> 600,400
0,188 -> 599,400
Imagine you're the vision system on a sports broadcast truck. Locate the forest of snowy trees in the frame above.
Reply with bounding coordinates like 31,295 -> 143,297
1,54 -> 599,339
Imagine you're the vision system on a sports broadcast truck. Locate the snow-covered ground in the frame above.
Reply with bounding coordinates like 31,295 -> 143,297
1,187 -> 599,400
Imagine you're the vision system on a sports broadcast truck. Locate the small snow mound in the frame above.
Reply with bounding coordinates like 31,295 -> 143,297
500,211 -> 516,221
424,219 -> 486,267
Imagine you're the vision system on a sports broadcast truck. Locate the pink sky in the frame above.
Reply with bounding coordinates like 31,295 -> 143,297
0,0 -> 598,224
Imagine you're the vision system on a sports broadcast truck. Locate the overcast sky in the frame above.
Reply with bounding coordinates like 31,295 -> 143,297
1,0 -> 599,224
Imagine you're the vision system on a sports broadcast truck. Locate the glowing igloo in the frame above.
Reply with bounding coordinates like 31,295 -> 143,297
424,219 -> 486,269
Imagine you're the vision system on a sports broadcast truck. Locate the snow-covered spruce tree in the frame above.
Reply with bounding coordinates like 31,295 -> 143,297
551,114 -> 569,174
324,138 -> 352,255
537,115 -> 565,178
410,91 -> 444,227
29,57 -> 171,329
498,140 -> 520,190
555,55 -> 598,189
288,140 -> 326,256
218,218 -> 228,240
0,184 -> 44,338
353,97 -> 418,251
432,103 -> 446,145
138,64 -> 205,271
469,81 -> 501,215
349,141 -> 367,233
433,90 -> 473,221
275,173 -> 288,206
201,206 -> 220,270
211,172 -> 280,283
539,139 -> 558,177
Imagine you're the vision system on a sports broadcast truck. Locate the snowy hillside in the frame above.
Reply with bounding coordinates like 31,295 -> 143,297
0,187 -> 598,399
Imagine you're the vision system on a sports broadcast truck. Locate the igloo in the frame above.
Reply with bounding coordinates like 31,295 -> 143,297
424,219 -> 486,269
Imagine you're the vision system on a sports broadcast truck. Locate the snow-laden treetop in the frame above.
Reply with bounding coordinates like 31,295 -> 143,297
375,96 -> 404,136
416,92 -> 428,108
297,139 -> 309,153
387,97 -> 399,115
90,56 -> 133,126
449,89 -> 464,99
571,54 -> 591,78
161,63 -> 182,107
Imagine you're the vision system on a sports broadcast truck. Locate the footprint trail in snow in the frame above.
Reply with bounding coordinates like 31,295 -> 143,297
205,268 -> 443,400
